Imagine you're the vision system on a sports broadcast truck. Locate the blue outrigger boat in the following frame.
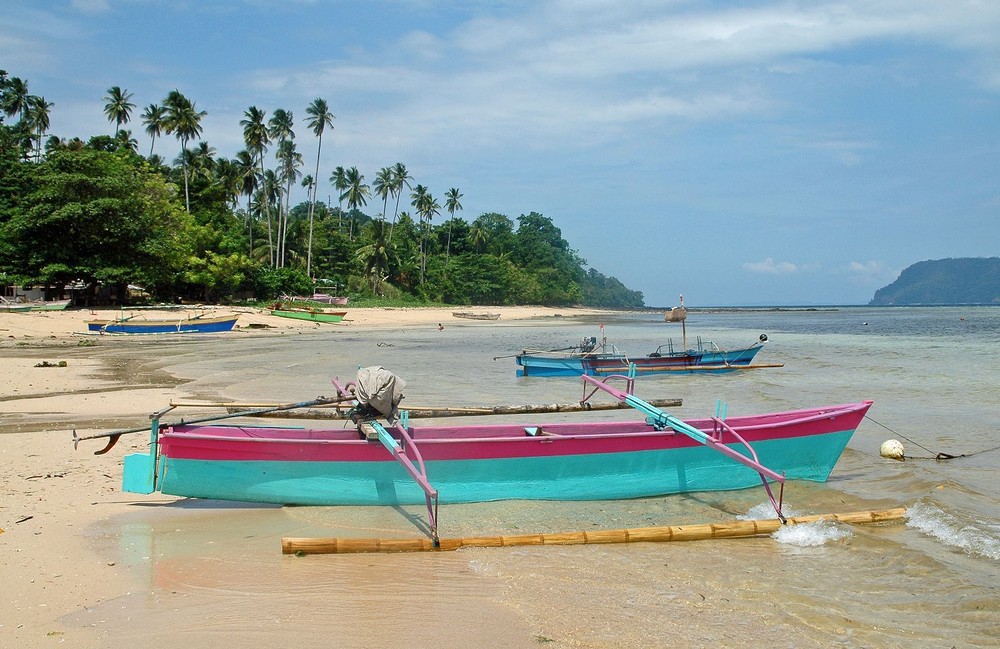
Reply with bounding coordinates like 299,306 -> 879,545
515,332 -> 776,377
85,313 -> 239,335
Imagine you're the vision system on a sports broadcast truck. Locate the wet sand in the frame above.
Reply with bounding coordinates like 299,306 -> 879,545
0,305 -> 622,648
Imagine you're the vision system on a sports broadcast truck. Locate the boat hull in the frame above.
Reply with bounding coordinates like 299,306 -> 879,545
270,309 -> 346,323
30,299 -> 72,311
86,315 -> 238,334
126,402 -> 871,506
517,345 -> 764,377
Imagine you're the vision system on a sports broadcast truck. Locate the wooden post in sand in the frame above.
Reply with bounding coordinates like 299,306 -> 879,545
281,508 -> 906,555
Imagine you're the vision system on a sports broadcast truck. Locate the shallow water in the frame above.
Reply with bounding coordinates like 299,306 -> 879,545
71,307 -> 999,647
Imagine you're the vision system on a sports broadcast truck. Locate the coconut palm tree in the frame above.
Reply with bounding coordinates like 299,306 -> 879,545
275,138 -> 303,267
373,167 -> 393,221
340,166 -> 369,241
24,95 -> 52,162
304,98 -> 334,277
163,90 -> 206,213
114,129 -> 139,154
1,76 -> 29,121
241,106 -> 274,266
355,220 -> 393,295
410,185 -> 440,283
388,162 -> 411,242
329,166 -> 348,231
444,187 -> 463,264
234,149 -> 258,254
103,86 -> 134,138
267,109 -> 295,266
141,103 -> 167,157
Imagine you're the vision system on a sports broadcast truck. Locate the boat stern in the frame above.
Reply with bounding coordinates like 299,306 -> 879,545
122,451 -> 156,494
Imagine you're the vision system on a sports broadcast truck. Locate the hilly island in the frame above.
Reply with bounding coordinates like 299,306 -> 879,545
870,257 -> 1000,306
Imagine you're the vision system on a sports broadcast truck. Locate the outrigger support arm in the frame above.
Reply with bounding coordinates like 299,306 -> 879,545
367,420 -> 440,546
581,374 -> 787,522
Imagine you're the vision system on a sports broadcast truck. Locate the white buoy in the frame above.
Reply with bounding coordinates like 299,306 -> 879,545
880,439 -> 905,460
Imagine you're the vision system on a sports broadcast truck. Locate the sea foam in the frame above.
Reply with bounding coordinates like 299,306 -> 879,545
906,500 -> 1000,561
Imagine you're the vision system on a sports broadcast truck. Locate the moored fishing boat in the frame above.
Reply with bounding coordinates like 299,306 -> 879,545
515,330 -> 775,377
85,313 -> 239,334
79,368 -> 870,542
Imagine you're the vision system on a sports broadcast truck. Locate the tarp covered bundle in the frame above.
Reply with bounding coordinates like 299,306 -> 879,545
354,366 -> 407,420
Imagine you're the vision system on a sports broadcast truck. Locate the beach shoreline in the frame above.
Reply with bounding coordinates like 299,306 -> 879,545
0,304 -> 619,648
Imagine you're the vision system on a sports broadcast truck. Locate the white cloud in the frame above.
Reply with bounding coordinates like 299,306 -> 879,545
743,258 -> 801,274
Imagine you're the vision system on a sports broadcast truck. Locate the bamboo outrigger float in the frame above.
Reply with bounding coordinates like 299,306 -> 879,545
282,507 -> 908,554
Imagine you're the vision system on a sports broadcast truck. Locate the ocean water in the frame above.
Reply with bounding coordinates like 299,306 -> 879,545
72,306 -> 999,647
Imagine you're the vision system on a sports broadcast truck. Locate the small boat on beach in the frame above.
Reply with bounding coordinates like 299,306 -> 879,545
270,307 -> 347,323
29,298 -> 72,311
85,313 -> 239,335
452,311 -> 501,320
80,368 -> 871,543
1,298 -> 33,312
310,293 -> 349,305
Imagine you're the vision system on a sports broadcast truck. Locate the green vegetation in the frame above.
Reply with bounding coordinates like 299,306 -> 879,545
0,70 -> 643,308
870,257 -> 1000,305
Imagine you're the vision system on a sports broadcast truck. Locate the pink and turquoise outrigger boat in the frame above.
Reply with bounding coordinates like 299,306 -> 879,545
78,369 -> 871,544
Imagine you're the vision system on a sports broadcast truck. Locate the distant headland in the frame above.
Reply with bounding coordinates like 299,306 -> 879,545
870,257 -> 1000,306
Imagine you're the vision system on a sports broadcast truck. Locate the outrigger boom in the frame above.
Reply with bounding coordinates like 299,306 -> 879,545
581,372 -> 786,522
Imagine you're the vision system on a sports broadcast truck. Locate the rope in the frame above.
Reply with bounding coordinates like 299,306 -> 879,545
864,415 -> 1000,460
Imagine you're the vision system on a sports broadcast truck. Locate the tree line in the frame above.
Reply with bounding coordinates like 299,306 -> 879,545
0,70 -> 644,308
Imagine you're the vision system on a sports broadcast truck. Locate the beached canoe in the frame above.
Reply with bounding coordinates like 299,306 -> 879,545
114,371 -> 868,510
123,398 -> 867,503
452,311 -> 501,320
270,308 -> 347,323
29,298 -> 72,311
85,314 -> 239,334
73,369 -> 868,542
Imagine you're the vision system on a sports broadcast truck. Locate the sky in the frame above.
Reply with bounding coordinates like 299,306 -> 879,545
3,0 -> 999,307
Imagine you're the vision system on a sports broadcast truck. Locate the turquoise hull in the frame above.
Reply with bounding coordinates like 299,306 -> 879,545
150,430 -> 853,506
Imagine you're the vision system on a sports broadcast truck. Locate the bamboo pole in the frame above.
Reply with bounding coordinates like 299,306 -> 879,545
168,399 -> 684,419
281,507 -> 906,555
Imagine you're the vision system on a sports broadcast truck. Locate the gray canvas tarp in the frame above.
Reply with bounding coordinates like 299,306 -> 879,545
354,366 -> 406,420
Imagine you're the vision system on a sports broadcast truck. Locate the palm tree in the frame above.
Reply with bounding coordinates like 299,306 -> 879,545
267,109 -> 294,144
1,76 -> 29,121
163,90 -> 206,213
235,149 -> 258,254
103,86 -> 134,138
241,106 -> 274,266
141,103 -> 167,157
114,129 -> 139,154
354,220 -> 393,295
373,167 -> 393,221
411,185 -> 440,283
444,187 -> 463,264
275,138 -> 303,267
268,109 -> 295,266
304,98 -> 335,277
329,166 -> 348,231
24,95 -> 52,162
340,166 -> 369,241
388,162 -> 411,242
